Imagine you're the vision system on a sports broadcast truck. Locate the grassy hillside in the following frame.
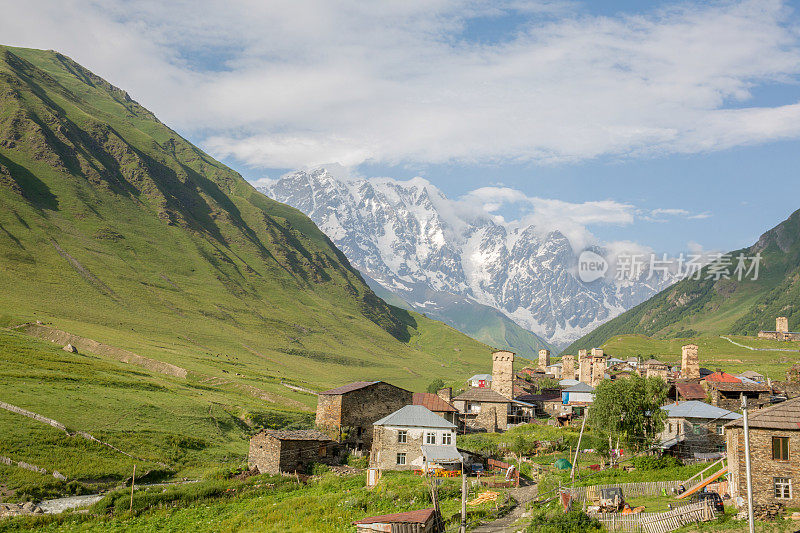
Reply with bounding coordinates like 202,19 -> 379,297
566,208 -> 800,353
0,45 -> 497,498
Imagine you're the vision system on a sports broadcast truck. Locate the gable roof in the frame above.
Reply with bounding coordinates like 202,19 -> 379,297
257,429 -> 332,441
413,392 -> 457,413
727,397 -> 800,430
452,387 -> 511,403
353,508 -> 435,525
707,381 -> 769,393
559,379 -> 580,387
676,382 -> 707,400
739,370 -> 765,380
373,405 -> 456,429
468,374 -> 493,381
318,381 -> 378,395
564,382 -> 595,393
661,401 -> 741,421
705,372 -> 741,383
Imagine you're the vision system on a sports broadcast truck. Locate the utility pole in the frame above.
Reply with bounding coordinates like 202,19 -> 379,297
742,395 -> 755,533
460,462 -> 467,533
570,408 -> 588,484
129,464 -> 136,512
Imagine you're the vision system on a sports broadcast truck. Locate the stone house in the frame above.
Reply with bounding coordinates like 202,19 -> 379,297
517,389 -> 563,417
248,429 -> 338,475
726,397 -> 800,508
705,381 -> 771,411
658,401 -> 740,460
452,387 -> 512,431
370,405 -> 460,471
412,392 -> 459,425
315,381 -> 412,450
545,362 -> 562,379
639,359 -> 669,379
758,317 -> 800,341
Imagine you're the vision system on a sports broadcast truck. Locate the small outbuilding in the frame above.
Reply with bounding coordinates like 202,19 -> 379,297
353,508 -> 442,532
248,429 -> 337,475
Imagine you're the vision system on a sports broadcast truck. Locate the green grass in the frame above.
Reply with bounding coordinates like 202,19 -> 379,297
0,471 -> 509,533
600,334 -> 799,379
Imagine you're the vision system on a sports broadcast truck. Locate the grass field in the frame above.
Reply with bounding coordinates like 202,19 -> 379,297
0,471 -> 509,533
599,334 -> 799,380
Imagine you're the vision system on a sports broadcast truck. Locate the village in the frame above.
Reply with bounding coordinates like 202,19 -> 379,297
242,317 -> 800,532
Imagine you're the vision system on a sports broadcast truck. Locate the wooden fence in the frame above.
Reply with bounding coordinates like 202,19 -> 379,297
567,480 -> 683,503
591,501 -> 716,533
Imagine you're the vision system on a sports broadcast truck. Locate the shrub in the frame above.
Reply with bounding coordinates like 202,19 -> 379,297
631,455 -> 681,470
526,509 -> 603,533
345,454 -> 369,469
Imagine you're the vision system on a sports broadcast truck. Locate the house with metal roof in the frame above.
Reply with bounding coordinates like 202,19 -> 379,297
658,401 -> 740,460
412,392 -> 458,424
353,508 -> 442,533
467,373 -> 493,388
315,381 -> 412,450
370,405 -> 461,472
727,397 -> 800,508
452,387 -> 520,432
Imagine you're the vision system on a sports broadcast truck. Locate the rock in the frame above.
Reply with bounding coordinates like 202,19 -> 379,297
21,502 -> 35,512
63,343 -> 78,353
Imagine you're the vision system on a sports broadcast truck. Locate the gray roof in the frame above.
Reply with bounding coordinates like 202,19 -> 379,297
421,445 -> 462,463
559,379 -> 580,387
661,401 -> 741,421
468,374 -> 493,381
374,405 -> 456,429
564,382 -> 595,393
727,396 -> 800,430
452,387 -> 510,403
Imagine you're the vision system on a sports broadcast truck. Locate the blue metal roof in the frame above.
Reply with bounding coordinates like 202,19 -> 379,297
661,400 -> 741,421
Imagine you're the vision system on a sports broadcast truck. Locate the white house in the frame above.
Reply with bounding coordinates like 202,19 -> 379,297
370,405 -> 461,471
467,374 -> 493,388
561,382 -> 595,405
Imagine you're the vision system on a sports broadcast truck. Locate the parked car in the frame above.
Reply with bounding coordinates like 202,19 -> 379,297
689,490 -> 724,513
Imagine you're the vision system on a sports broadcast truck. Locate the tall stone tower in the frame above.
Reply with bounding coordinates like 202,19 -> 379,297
591,353 -> 606,388
491,350 -> 515,399
561,354 -> 575,380
578,349 -> 592,384
681,344 -> 700,380
777,317 -> 789,333
538,349 -> 551,371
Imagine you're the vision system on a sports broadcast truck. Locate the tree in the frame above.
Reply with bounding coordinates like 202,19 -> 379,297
426,378 -> 445,393
588,375 -> 668,453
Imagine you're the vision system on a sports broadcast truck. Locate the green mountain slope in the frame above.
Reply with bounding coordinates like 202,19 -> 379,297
566,208 -> 800,352
363,276 -> 555,357
0,44 -> 492,400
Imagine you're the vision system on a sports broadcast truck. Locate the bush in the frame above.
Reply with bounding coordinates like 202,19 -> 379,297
526,509 -> 603,533
309,463 -> 331,476
345,454 -> 369,469
631,455 -> 681,470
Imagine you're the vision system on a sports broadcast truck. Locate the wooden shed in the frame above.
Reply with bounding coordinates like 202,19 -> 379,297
353,508 -> 441,532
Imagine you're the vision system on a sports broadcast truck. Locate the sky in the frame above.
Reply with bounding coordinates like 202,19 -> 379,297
3,0 -> 800,256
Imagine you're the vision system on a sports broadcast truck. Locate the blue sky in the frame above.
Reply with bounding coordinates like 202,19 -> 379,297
4,0 -> 800,255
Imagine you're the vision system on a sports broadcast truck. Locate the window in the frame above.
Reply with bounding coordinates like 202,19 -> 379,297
668,423 -> 673,434
442,432 -> 452,445
318,445 -> 327,458
426,432 -> 436,445
396,453 -> 406,465
397,430 -> 407,444
716,424 -> 724,436
773,437 -> 790,461
774,477 -> 792,499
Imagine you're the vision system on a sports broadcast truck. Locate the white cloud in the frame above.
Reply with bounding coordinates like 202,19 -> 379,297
2,0 -> 800,169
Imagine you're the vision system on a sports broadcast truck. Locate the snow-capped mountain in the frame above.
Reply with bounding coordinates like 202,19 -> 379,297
260,169 -> 676,350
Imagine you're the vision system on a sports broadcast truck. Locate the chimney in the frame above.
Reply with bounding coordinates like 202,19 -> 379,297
437,387 -> 452,404
538,349 -> 551,371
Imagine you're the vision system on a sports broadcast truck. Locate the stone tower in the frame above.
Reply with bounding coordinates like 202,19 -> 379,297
578,349 -> 592,384
681,344 -> 699,380
491,350 -> 515,399
777,316 -> 789,333
561,354 -> 575,380
591,353 -> 606,387
538,349 -> 550,371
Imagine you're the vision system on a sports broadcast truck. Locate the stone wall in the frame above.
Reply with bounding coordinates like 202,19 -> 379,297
777,317 -> 789,333
561,354 -> 575,380
681,344 -> 700,380
578,350 -> 592,384
491,350 -> 515,399
758,331 -> 800,341
538,349 -> 550,371
727,427 -> 800,507
248,434 -> 337,475
315,383 -> 412,449
370,425 -> 457,471
591,356 -> 606,388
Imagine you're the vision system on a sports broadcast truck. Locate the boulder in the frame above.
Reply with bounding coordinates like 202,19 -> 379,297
63,343 -> 78,353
